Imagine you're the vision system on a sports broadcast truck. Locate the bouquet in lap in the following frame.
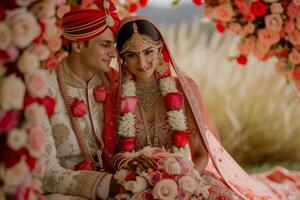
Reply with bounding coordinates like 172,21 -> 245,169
113,147 -> 210,200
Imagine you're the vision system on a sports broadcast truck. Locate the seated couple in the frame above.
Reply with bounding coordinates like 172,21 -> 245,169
42,0 -> 300,199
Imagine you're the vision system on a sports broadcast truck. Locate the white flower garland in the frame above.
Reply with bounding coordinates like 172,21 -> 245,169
119,76 -> 189,155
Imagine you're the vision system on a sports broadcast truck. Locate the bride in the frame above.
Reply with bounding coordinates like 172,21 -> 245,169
113,16 -> 300,200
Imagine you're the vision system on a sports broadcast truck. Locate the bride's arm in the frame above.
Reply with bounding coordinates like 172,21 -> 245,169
185,99 -> 209,173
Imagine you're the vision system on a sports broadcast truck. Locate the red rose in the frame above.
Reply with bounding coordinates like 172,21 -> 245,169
129,3 -> 138,13
139,0 -> 148,7
292,68 -> 300,79
74,159 -> 94,170
164,92 -> 183,110
236,55 -> 248,65
172,131 -> 188,147
120,96 -> 137,113
93,85 -> 106,102
0,6 -> 5,21
1,147 -> 27,168
26,155 -> 37,171
70,98 -> 87,117
41,96 -> 56,117
216,22 -> 225,33
0,111 -> 20,132
193,0 -> 202,6
44,54 -> 59,70
23,95 -> 39,108
120,137 -> 135,152
125,172 -> 136,181
251,1 -> 267,17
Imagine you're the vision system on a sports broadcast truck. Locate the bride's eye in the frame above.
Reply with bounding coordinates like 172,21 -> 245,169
125,52 -> 137,58
144,49 -> 154,56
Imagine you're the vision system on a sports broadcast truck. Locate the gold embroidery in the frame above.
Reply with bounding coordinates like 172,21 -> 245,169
52,123 -> 71,147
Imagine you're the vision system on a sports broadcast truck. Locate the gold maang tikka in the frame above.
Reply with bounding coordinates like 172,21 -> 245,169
120,22 -> 162,54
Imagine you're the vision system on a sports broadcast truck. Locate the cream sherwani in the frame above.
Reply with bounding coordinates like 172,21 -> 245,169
42,62 -> 112,200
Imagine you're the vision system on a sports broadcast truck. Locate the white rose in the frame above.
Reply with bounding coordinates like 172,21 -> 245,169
118,113 -> 136,137
178,176 -> 197,193
153,179 -> 178,200
124,177 -> 147,193
7,128 -> 28,151
0,74 -> 26,111
16,0 -> 38,6
140,146 -> 154,157
25,69 -> 49,98
122,80 -> 136,97
6,8 -> 41,48
17,51 -> 40,75
30,0 -> 56,19
159,76 -> 177,96
0,23 -> 12,50
167,110 -> 187,131
114,193 -> 131,200
25,103 -> 47,125
3,161 -> 29,190
43,19 -> 62,41
114,169 -> 129,184
165,157 -> 181,175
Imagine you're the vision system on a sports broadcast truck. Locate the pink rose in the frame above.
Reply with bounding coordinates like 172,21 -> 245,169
243,22 -> 255,34
293,0 -> 300,6
148,171 -> 162,186
234,0 -> 250,16
258,28 -> 280,45
6,8 -> 41,48
47,38 -> 62,52
120,96 -> 137,113
27,44 -> 50,61
0,23 -> 12,50
270,3 -> 283,13
140,190 -> 154,200
0,111 -> 20,132
30,0 -> 56,20
43,19 -> 62,41
228,23 -> 242,33
288,49 -> 300,65
252,40 -> 270,60
55,0 -> 67,6
288,31 -> 300,45
284,21 -> 295,33
27,125 -> 46,157
264,14 -> 283,32
93,85 -> 107,102
213,3 -> 235,22
57,5 -> 71,19
296,14 -> 300,30
287,3 -> 299,19
153,179 -> 178,200
5,45 -> 19,62
178,176 -> 197,193
25,69 -> 48,98
70,98 -> 87,117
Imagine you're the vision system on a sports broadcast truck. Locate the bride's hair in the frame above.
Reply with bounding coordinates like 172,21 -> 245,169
116,20 -> 161,52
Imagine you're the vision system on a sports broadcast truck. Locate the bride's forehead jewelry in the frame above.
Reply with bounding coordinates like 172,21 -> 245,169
120,22 -> 162,54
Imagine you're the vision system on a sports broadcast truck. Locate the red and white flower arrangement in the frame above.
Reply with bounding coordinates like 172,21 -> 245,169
0,0 -> 66,198
118,71 -> 190,157
204,0 -> 300,92
114,147 -> 210,200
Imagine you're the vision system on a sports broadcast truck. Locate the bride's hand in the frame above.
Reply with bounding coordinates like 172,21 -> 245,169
127,154 -> 157,173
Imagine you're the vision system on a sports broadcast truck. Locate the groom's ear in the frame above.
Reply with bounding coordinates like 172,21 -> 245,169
72,42 -> 83,53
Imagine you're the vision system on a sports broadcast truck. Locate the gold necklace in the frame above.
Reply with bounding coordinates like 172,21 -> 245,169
135,79 -> 160,111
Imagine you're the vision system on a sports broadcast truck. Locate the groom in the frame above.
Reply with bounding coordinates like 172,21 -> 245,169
42,1 -> 120,199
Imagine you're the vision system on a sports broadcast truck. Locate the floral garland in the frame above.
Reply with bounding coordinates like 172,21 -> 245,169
118,72 -> 190,156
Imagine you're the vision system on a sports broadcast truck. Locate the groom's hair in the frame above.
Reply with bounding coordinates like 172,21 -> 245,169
116,20 -> 161,52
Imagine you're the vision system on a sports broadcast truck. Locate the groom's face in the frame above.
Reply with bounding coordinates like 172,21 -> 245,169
123,39 -> 160,82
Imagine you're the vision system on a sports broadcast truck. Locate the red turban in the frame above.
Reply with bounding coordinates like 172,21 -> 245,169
62,0 -> 120,42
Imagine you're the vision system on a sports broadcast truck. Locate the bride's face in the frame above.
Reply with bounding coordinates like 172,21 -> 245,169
122,39 -> 160,82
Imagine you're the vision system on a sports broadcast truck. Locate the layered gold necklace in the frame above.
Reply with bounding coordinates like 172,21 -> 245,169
135,79 -> 160,111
